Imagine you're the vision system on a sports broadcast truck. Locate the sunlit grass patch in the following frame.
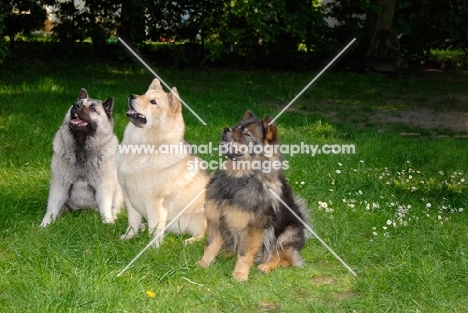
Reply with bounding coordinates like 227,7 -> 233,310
429,48 -> 467,67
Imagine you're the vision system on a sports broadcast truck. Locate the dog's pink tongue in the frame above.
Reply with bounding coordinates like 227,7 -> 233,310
70,118 -> 88,126
127,109 -> 138,115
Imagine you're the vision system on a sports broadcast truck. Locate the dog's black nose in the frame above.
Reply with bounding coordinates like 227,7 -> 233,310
223,127 -> 233,134
73,102 -> 81,109
129,94 -> 137,100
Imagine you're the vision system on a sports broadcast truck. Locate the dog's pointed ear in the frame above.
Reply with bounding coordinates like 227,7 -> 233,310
148,79 -> 162,91
243,110 -> 255,119
102,97 -> 115,119
167,87 -> 181,113
77,88 -> 88,100
262,116 -> 278,143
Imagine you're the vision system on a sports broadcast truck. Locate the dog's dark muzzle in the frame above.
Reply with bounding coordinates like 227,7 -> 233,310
222,127 -> 233,142
69,103 -> 91,131
220,128 -> 245,158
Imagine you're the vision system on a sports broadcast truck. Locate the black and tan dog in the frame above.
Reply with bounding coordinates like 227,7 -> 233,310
197,110 -> 308,281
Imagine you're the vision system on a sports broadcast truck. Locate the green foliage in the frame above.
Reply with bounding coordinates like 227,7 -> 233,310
52,0 -> 120,46
322,0 -> 368,43
194,0 -> 331,69
109,0 -> 334,69
393,0 -> 468,59
3,0 -> 467,68
1,0 -> 47,46
52,1 -> 86,44
428,49 -> 467,68
321,0 -> 468,66
118,0 -> 145,44
0,0 -> 9,63
145,0 -> 196,42
85,0 -> 121,45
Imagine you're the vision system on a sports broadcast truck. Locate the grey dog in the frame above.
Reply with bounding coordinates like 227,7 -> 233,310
40,89 -> 123,227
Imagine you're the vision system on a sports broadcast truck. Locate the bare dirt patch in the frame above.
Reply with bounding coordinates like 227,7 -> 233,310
312,275 -> 336,287
291,70 -> 468,136
372,108 -> 468,133
317,98 -> 468,134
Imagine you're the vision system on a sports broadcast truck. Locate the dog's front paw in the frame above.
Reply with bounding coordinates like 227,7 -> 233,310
39,214 -> 53,227
258,263 -> 275,274
184,237 -> 197,245
232,270 -> 249,282
102,216 -> 115,224
196,256 -> 214,268
150,239 -> 161,249
184,235 -> 203,246
120,233 -> 134,240
147,231 -> 163,248
121,227 -> 138,240
39,220 -> 50,228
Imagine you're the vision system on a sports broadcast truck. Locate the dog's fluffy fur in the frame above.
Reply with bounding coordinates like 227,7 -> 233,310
197,110 -> 307,281
40,89 -> 123,226
117,79 -> 209,247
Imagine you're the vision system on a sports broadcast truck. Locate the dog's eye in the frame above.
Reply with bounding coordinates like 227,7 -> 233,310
243,132 -> 251,137
90,106 -> 97,112
150,99 -> 157,105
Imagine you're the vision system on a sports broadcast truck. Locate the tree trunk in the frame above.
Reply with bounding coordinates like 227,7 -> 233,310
118,0 -> 131,41
118,0 -> 145,44
360,0 -> 401,73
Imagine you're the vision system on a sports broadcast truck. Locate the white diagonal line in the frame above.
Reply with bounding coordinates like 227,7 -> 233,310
269,38 -> 356,125
118,37 -> 207,125
117,188 -> 206,277
268,189 -> 358,277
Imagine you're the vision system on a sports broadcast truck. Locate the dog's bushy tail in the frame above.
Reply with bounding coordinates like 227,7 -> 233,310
291,196 -> 310,267
294,196 -> 311,237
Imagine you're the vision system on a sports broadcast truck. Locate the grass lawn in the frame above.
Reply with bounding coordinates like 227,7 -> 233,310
0,57 -> 467,312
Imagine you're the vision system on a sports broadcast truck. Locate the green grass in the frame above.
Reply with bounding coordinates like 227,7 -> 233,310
0,58 -> 467,312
